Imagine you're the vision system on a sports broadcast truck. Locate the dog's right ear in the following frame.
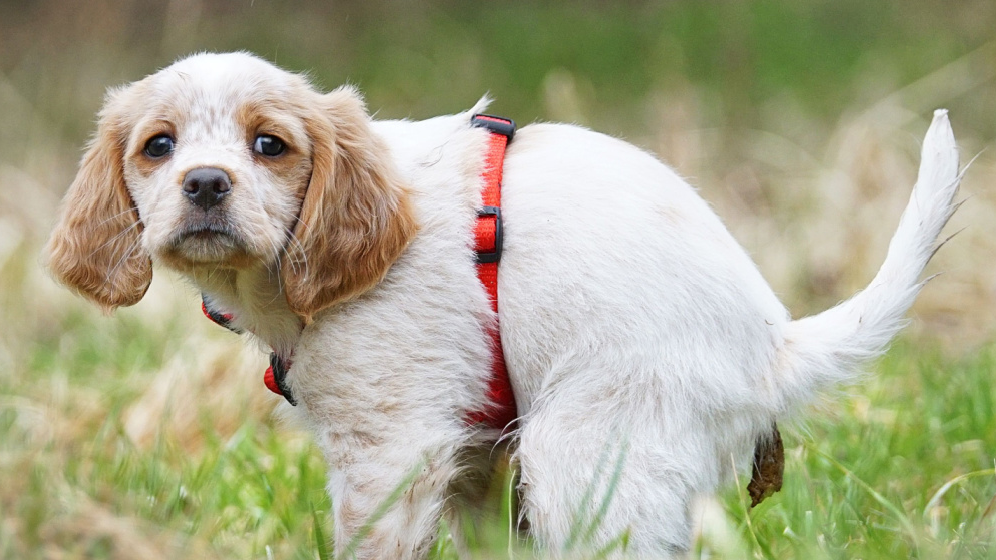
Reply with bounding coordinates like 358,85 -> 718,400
44,87 -> 152,313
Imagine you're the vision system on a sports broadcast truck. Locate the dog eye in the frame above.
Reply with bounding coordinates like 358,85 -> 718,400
253,135 -> 286,157
144,135 -> 175,158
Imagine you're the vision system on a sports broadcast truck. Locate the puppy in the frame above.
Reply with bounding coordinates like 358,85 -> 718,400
45,52 -> 961,558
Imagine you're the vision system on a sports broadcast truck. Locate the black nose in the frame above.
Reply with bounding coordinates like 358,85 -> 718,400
182,167 -> 232,211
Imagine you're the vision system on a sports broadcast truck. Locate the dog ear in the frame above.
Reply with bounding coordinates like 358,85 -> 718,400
44,88 -> 152,313
282,86 -> 417,322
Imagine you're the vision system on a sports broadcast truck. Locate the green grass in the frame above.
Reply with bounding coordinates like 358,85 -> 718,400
711,342 -> 996,559
1,306 -> 993,558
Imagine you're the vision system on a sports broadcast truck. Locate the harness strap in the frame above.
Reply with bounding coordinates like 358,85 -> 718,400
465,114 -> 518,431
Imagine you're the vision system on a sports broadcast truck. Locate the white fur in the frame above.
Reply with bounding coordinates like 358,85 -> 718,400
62,52 -> 963,558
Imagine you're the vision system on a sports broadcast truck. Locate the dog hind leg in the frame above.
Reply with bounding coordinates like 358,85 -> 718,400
516,384 -> 704,558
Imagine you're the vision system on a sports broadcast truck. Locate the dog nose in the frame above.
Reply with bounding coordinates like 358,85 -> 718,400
182,167 -> 232,210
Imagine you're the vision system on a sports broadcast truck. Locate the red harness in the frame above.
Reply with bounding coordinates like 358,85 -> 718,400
201,113 -> 518,431
464,114 -> 518,430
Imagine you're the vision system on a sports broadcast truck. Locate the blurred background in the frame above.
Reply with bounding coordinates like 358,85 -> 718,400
3,0 -> 995,340
1,1 -> 994,558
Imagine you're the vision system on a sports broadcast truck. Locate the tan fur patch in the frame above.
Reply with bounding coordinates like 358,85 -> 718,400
281,87 -> 418,320
44,89 -> 153,312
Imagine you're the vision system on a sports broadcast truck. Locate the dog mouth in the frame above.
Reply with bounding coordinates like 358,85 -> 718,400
164,221 -> 252,265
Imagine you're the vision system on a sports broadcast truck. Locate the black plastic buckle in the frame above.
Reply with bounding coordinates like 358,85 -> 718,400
471,114 -> 516,142
476,205 -> 502,264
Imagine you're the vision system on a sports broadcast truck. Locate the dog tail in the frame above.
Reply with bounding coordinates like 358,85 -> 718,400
774,110 -> 961,409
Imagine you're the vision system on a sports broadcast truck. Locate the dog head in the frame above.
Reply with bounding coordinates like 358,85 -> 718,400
45,52 -> 416,319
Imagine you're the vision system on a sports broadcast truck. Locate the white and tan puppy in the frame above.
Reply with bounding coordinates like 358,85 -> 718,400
45,52 -> 961,558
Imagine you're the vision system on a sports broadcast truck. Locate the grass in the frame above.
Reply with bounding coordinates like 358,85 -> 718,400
710,342 -> 996,559
0,310 -> 331,559
1,297 -> 993,558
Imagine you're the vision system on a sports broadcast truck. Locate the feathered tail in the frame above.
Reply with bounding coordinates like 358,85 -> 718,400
775,110 -> 961,408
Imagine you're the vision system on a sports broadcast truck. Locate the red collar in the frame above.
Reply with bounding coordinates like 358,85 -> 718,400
201,299 -> 297,405
198,113 -> 519,429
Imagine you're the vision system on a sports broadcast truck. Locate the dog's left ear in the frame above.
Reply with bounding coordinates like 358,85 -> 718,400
283,86 -> 417,321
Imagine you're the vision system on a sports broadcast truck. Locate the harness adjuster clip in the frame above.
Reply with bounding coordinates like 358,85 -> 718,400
476,205 -> 502,264
471,114 -> 516,141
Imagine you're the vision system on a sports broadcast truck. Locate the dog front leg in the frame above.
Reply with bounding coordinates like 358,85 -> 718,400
314,425 -> 466,559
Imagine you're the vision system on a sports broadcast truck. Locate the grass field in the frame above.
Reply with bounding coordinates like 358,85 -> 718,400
2,1 -> 995,558
2,300 -> 994,558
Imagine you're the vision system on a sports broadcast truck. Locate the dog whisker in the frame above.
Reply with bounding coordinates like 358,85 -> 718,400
86,219 -> 142,260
